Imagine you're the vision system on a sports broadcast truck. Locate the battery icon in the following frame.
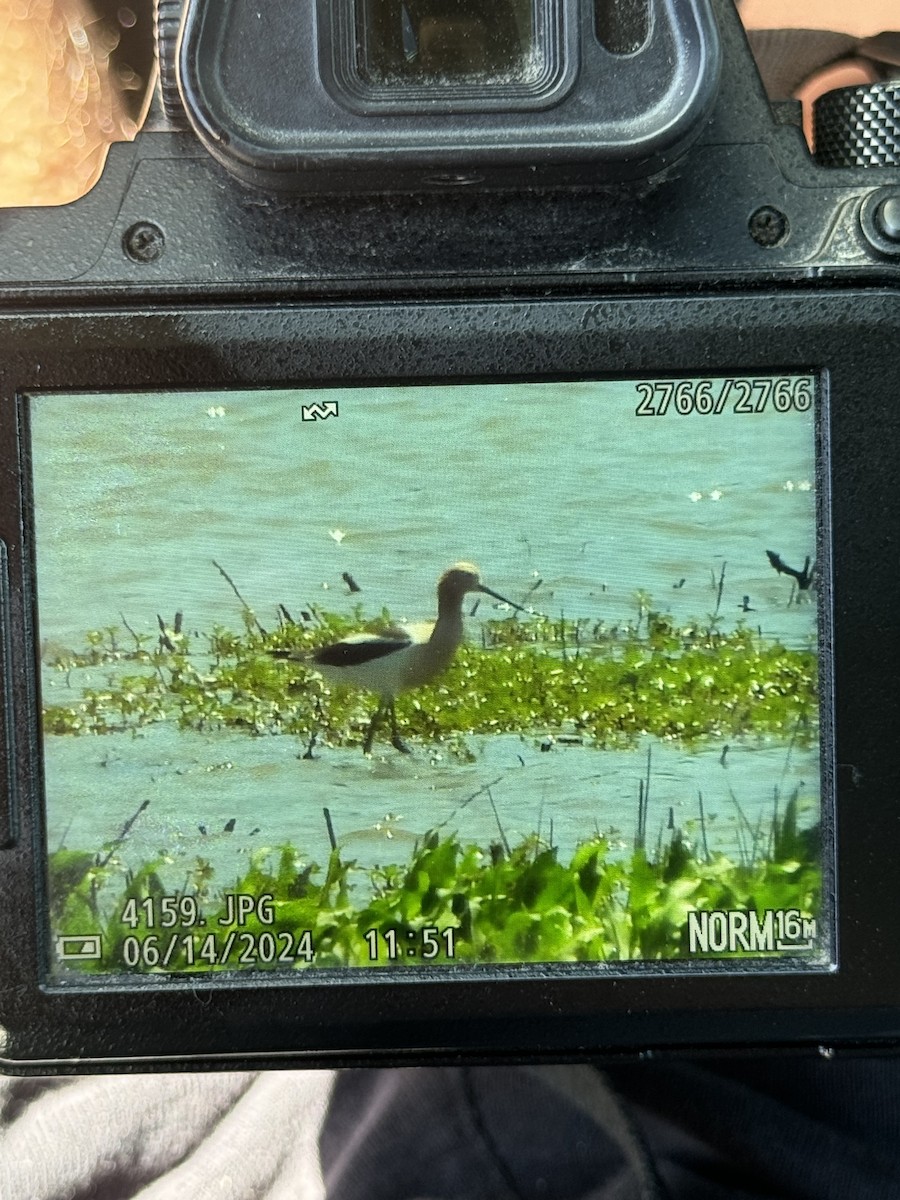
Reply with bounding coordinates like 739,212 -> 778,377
56,934 -> 102,961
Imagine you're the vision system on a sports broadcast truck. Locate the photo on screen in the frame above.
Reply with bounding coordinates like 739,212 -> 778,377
29,377 -> 827,977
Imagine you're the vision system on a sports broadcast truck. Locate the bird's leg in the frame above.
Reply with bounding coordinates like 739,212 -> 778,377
302,695 -> 327,760
388,700 -> 411,754
363,700 -> 386,756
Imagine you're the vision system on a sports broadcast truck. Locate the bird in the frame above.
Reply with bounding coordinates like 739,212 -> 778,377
276,563 -> 526,755
765,550 -> 815,593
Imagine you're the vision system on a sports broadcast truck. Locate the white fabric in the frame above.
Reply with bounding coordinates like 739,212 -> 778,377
0,1070 -> 335,1200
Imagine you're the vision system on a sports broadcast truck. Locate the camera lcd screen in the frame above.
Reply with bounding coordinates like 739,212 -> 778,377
29,375 -> 828,982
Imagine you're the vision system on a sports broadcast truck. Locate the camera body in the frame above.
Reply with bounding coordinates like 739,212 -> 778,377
0,0 -> 898,1072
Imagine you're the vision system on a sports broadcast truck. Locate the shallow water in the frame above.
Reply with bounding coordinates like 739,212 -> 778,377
43,726 -> 819,889
31,381 -> 818,647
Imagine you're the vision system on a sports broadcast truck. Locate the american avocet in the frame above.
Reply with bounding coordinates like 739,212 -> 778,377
286,563 -> 525,755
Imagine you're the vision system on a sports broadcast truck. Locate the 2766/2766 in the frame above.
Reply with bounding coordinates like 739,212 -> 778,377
634,377 -> 813,417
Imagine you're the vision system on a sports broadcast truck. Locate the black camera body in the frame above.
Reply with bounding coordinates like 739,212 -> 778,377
0,0 -> 898,1072
168,0 -> 720,192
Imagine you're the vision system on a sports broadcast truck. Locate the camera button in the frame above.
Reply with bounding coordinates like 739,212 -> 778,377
874,195 -> 900,242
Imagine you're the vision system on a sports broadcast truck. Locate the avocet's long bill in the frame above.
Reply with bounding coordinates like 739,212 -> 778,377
477,584 -> 528,612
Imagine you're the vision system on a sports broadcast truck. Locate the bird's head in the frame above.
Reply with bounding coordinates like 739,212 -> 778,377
440,562 -> 483,595
438,563 -> 527,612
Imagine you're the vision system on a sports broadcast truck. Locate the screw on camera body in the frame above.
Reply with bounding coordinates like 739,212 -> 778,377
123,222 -> 166,263
748,206 -> 789,248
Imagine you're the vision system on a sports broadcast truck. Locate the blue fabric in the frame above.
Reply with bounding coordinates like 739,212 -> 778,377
320,1057 -> 900,1200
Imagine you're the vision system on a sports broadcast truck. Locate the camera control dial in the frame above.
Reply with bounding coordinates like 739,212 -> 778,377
814,81 -> 900,167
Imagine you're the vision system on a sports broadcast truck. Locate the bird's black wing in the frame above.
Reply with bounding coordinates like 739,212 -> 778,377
314,635 -> 412,668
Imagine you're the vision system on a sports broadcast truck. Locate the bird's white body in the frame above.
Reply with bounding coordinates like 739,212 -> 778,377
312,622 -> 459,697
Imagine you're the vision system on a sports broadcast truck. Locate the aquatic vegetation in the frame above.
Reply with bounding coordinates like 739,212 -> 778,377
41,603 -> 817,750
48,794 -> 821,973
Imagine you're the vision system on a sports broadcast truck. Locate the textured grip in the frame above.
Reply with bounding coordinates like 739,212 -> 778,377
155,0 -> 188,129
814,82 -> 900,167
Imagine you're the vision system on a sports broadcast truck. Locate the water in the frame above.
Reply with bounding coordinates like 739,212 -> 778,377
30,379 -> 822,883
42,727 -> 817,888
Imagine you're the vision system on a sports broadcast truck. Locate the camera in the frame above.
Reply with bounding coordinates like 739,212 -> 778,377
0,0 -> 898,1072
